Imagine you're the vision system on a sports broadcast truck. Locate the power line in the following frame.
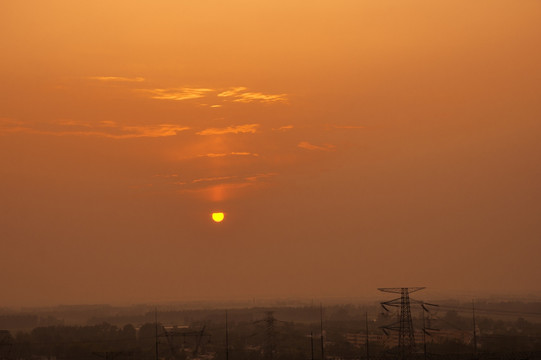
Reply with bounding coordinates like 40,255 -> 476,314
437,304 -> 541,318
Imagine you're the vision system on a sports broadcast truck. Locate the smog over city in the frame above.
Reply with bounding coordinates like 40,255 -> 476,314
1,1 -> 540,359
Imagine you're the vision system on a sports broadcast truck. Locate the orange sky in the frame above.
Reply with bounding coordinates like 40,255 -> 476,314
1,0 -> 540,307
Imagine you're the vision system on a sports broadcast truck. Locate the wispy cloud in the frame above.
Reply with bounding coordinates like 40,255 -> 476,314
218,87 -> 288,103
134,85 -> 287,104
54,119 -> 92,127
0,119 -> 190,139
0,118 -> 28,135
89,76 -> 145,82
0,117 -> 23,126
176,172 -> 276,187
244,173 -> 277,182
140,87 -> 215,101
118,124 -> 190,138
196,124 -> 259,136
154,174 -> 180,178
273,125 -> 294,131
298,141 -> 336,151
192,176 -> 237,184
217,87 -> 247,97
148,171 -> 278,202
198,152 -> 259,158
332,125 -> 364,129
233,92 -> 288,103
231,152 -> 259,156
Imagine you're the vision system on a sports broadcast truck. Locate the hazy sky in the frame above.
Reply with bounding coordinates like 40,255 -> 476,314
1,0 -> 540,307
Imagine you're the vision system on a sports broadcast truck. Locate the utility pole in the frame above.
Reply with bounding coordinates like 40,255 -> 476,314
155,307 -> 159,360
422,310 -> 427,360
472,300 -> 478,359
320,304 -> 325,360
225,310 -> 230,360
310,331 -> 314,360
422,301 -> 439,360
365,312 -> 370,360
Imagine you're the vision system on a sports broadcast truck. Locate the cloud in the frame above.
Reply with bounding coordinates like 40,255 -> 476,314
175,172 -> 277,201
154,174 -> 179,178
196,124 -> 259,136
332,125 -> 365,129
244,172 -> 277,182
199,153 -> 228,158
298,141 -> 336,151
273,125 -> 294,131
0,117 -> 23,126
198,152 -> 259,158
217,87 -> 247,97
54,119 -> 92,127
140,87 -> 215,101
0,118 -> 29,135
89,76 -> 145,82
134,85 -> 287,104
233,92 -> 288,103
218,87 -> 288,103
231,152 -> 259,156
147,171 -> 278,202
192,176 -> 237,184
0,119 -> 190,139
177,172 -> 276,187
118,124 -> 190,138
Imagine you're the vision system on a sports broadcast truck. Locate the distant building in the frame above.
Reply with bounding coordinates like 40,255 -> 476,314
345,328 -> 473,348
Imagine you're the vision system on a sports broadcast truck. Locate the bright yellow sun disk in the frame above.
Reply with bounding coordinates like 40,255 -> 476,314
212,212 -> 225,223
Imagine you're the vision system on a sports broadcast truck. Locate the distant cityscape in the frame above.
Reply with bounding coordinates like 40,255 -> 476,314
1,291 -> 540,360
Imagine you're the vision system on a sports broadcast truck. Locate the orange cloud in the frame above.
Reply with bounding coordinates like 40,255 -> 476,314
298,141 -> 336,151
231,152 -> 259,156
192,176 -> 236,184
119,124 -> 190,138
273,125 -> 294,131
0,119 -> 189,139
217,87 -> 247,97
89,76 -> 145,82
140,87 -> 215,101
176,172 -> 277,202
198,152 -> 259,158
332,125 -> 365,129
196,124 -> 259,136
218,87 -> 288,103
233,92 -> 287,103
244,173 -> 277,182
0,117 -> 24,129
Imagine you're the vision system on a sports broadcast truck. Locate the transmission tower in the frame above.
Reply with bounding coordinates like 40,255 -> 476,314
262,311 -> 277,360
379,287 -> 425,360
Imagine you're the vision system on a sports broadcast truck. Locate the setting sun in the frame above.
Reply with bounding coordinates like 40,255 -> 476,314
211,212 -> 225,223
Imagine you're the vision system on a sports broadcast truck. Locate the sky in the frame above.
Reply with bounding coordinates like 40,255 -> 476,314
1,0 -> 540,307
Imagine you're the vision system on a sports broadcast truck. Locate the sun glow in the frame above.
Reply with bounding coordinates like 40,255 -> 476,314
211,212 -> 225,223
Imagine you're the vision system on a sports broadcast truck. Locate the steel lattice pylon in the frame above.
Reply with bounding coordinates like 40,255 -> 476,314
379,287 -> 425,360
258,311 -> 277,360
